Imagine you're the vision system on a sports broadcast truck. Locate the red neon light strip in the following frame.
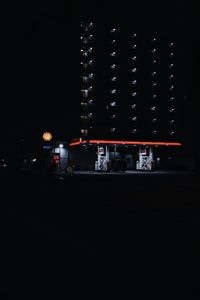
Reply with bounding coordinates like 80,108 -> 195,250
69,140 -> 87,146
69,141 -> 81,146
69,139 -> 181,147
88,140 -> 182,146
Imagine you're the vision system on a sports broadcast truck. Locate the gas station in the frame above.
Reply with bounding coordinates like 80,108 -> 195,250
68,138 -> 182,172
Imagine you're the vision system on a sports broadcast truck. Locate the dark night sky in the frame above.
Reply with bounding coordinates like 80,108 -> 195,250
1,1 -> 199,150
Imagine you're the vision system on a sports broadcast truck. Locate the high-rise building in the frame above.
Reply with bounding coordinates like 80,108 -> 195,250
69,21 -> 184,171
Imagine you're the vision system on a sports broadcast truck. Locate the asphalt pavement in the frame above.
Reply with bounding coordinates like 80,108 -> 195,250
1,170 -> 200,298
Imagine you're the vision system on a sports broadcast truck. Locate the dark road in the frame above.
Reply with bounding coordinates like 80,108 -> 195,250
1,171 -> 200,298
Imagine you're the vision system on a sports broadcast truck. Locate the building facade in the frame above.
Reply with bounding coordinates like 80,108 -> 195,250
80,21 -> 181,140
70,20 -> 184,171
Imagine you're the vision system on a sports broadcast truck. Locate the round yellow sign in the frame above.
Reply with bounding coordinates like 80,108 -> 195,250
42,132 -> 52,142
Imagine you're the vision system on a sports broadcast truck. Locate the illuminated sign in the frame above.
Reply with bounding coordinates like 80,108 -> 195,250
140,146 -> 147,155
53,154 -> 60,165
42,132 -> 52,142
98,147 -> 104,155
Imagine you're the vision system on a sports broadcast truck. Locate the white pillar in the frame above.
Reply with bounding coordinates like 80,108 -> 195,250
149,146 -> 153,160
105,145 -> 109,161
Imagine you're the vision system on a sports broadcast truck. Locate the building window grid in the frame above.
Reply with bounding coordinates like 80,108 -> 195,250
130,34 -> 139,131
80,24 -> 180,140
168,41 -> 176,135
149,38 -> 159,135
108,28 -> 118,133
167,43 -> 176,136
80,22 -> 95,135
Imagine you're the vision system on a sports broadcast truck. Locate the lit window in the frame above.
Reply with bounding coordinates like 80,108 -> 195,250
131,104 -> 137,109
111,76 -> 117,81
169,52 -> 174,57
88,73 -> 94,79
152,94 -> 157,99
89,34 -> 93,38
111,89 -> 117,94
169,85 -> 174,90
152,118 -> 157,123
88,47 -> 93,53
81,129 -> 88,135
169,119 -> 175,124
152,60 -> 157,64
110,114 -> 116,119
131,116 -> 137,121
131,80 -> 137,85
83,50 -> 88,57
132,33 -> 137,37
110,127 -> 116,132
151,49 -> 157,53
110,101 -> 117,107
82,62 -> 88,68
88,113 -> 93,118
169,131 -> 175,135
131,68 -> 137,73
110,28 -> 116,33
81,115 -> 88,120
110,51 -> 116,57
81,102 -> 87,106
131,56 -> 137,61
88,86 -> 93,91
152,71 -> 157,76
169,108 -> 175,112
82,76 -> 88,83
111,39 -> 116,44
169,42 -> 174,47
81,89 -> 89,97
88,99 -> 93,104
169,97 -> 174,101
169,64 -> 174,68
169,74 -> 174,79
131,92 -> 137,97
85,60 -> 93,68
132,44 -> 137,49
110,64 -> 116,69
152,130 -> 157,134
150,106 -> 156,111
152,83 -> 157,87
131,129 -> 137,133
152,38 -> 157,42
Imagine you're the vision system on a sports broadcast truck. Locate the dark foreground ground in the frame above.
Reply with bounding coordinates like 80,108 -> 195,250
1,170 -> 200,298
